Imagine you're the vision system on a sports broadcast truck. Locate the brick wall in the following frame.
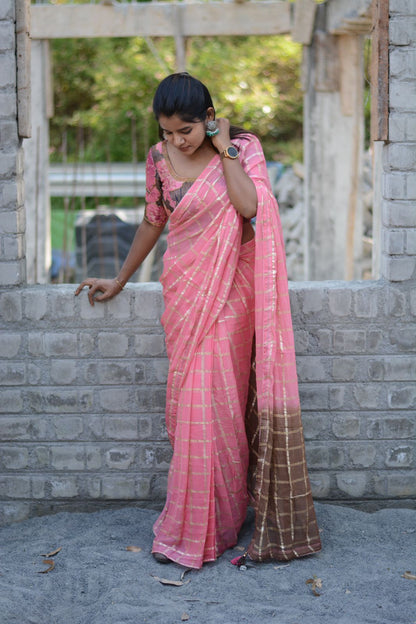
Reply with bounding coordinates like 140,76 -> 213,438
0,0 -> 415,525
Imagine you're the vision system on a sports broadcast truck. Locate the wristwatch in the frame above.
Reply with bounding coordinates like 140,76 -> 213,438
221,145 -> 239,160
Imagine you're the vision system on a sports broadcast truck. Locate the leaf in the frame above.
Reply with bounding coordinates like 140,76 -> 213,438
306,576 -> 322,596
273,564 -> 290,571
38,559 -> 55,574
180,568 -> 192,582
402,571 -> 416,580
40,547 -> 62,558
181,614 -> 190,621
151,574 -> 190,587
126,546 -> 142,553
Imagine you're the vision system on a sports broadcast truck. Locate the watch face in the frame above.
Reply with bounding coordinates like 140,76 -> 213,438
226,146 -> 239,159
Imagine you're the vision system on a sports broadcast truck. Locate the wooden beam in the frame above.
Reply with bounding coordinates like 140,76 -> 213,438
370,0 -> 389,142
30,2 -> 292,39
291,0 -> 317,45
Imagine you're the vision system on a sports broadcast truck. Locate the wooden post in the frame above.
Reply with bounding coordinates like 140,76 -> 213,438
371,0 -> 389,141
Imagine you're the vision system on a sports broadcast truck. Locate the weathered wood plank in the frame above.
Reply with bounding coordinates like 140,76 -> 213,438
291,0 -> 317,45
30,2 -> 292,39
370,0 -> 389,142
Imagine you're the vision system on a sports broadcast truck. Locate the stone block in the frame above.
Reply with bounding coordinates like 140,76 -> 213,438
97,361 -> 134,385
136,476 -> 151,499
101,476 -> 136,499
336,472 -> 367,497
137,415 -> 153,439
332,414 -> 361,439
298,385 -> 328,410
31,477 -> 46,499
136,387 -> 166,413
79,296 -> 105,320
50,360 -> 77,385
22,290 -> 46,321
28,333 -> 44,356
43,390 -> 79,414
0,54 -> 15,88
85,447 -> 101,470
383,200 -> 416,227
50,477 -> 79,498
388,385 -> 416,408
308,473 -> 331,498
53,416 -> 84,440
384,356 -> 416,380
385,445 -> 414,467
328,385 -> 346,409
353,384 -> 384,409
98,332 -> 129,357
0,363 -> 25,385
389,0 -> 416,14
0,333 -> 21,357
0,150 -> 17,178
135,333 -> 166,357
0,260 -> 25,286
328,288 -> 352,317
349,444 -> 377,468
334,330 -> 366,353
0,291 -> 22,321
381,254 -> 416,282
132,285 -> 164,323
47,291 -> 76,321
0,476 -> 30,498
332,358 -> 357,381
105,448 -> 135,470
386,141 -> 416,169
368,359 -> 384,381
99,388 -> 133,413
317,329 -> 332,353
144,358 -> 169,384
0,92 -> 16,117
383,416 -> 415,439
374,472 -> 416,497
301,289 -> 324,315
33,446 -> 49,469
51,447 -> 85,471
0,120 -> 18,147
1,447 -> 28,469
103,416 -> 138,440
0,417 -> 47,441
151,474 -> 168,499
0,503 -> 30,525
83,477 -> 101,498
44,333 -> 77,357
3,234 -> 24,260
406,229 -> 416,254
389,112 -> 416,141
384,286 -> 407,316
389,16 -> 416,45
383,229 -> 405,255
389,327 -> 416,350
410,289 -> 416,315
105,291 -> 131,320
305,445 -> 344,469
0,5 -> 15,23
0,390 -> 23,413
79,332 -> 95,356
293,330 -> 309,354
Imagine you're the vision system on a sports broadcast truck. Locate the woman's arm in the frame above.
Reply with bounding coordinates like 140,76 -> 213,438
74,219 -> 164,306
211,118 -> 258,219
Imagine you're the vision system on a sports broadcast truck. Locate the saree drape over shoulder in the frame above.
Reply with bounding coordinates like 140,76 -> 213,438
146,136 -> 321,569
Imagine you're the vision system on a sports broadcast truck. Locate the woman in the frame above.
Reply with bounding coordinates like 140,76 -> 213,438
75,73 -> 321,569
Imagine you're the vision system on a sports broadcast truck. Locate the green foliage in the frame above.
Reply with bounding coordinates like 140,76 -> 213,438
50,34 -> 303,164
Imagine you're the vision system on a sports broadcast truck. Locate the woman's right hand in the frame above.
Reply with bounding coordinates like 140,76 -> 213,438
74,278 -> 123,306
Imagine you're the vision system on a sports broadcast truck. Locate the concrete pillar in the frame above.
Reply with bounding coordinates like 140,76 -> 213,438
303,28 -> 365,280
23,40 -> 51,284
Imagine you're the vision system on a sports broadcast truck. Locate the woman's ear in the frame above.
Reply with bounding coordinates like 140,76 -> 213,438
206,107 -> 215,121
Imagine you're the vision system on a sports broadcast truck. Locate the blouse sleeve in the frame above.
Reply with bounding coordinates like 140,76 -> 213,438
144,148 -> 169,228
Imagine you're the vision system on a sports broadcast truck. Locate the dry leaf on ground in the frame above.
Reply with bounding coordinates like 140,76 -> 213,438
402,571 -> 416,580
40,547 -> 62,558
38,559 -> 55,574
126,546 -> 142,553
306,576 -> 322,596
151,574 -> 191,587
181,614 -> 190,621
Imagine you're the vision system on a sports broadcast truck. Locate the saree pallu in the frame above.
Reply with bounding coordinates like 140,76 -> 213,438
152,136 -> 321,568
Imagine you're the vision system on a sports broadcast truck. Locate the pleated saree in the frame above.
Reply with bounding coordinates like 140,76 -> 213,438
146,135 -> 321,568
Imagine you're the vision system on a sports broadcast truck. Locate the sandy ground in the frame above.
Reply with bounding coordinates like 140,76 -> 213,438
0,503 -> 415,624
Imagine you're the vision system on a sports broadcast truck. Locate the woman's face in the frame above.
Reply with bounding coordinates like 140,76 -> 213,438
158,110 -> 214,156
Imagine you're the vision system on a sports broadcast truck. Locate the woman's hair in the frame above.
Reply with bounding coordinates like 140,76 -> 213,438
153,72 -> 254,141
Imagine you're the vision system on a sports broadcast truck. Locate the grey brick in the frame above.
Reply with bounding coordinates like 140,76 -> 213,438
103,417 -> 138,440
0,390 -> 23,413
3,234 -> 24,259
101,476 -> 136,499
98,361 -> 134,385
410,289 -> 416,315
374,472 -> 416,497
0,92 -> 16,117
51,447 -> 85,471
353,384 -> 382,409
0,476 -> 30,498
300,413 -> 328,439
389,16 -> 416,45
368,359 -> 384,381
328,289 -> 352,317
44,333 -> 77,357
1,447 -> 28,469
332,414 -> 360,439
50,477 -> 79,498
389,327 -> 416,349
50,360 -> 77,385
301,289 -> 324,314
293,330 -> 309,354
47,292 -> 76,321
0,120 -> 17,147
33,446 -> 49,469
384,287 -> 407,316
137,416 -> 153,439
0,417 -> 47,441
384,356 -> 416,380
41,390 -> 79,414
132,285 -> 164,322
0,7 -> 15,25
332,358 -> 357,381
0,54 -> 15,88
388,385 -> 416,408
144,358 -> 169,384
150,474 -> 168,499
386,141 -> 416,169
105,448 -> 135,470
83,477 -> 101,498
0,291 -> 22,321
0,503 -> 29,524
389,112 -> 416,141
334,330 -> 366,353
23,291 -> 47,320
381,255 -> 416,282
0,260 -> 25,286
136,387 -> 166,412
385,445 -> 414,467
406,229 -> 416,254
54,416 -> 84,440
349,444 -> 377,468
309,473 -> 331,498
0,333 -> 21,357
336,472 -> 367,497
0,363 -> 25,385
100,389 -> 134,413
136,476 -> 151,499
79,296 -> 105,320
317,329 -> 332,352
28,333 -> 44,356
135,334 -> 166,357
98,332 -> 129,357
383,416 -> 415,439
85,447 -> 101,470
383,229 -> 405,255
79,333 -> 95,356
390,0 -> 416,14
383,200 -> 416,227
106,291 -> 131,320
296,357 -> 326,382
31,477 -> 46,499
305,445 -> 344,469
328,385 -> 346,409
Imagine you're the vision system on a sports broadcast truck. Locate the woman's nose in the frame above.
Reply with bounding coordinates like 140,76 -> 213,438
173,134 -> 184,146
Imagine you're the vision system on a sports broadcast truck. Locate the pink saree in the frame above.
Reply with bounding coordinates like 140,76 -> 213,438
150,136 -> 321,568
